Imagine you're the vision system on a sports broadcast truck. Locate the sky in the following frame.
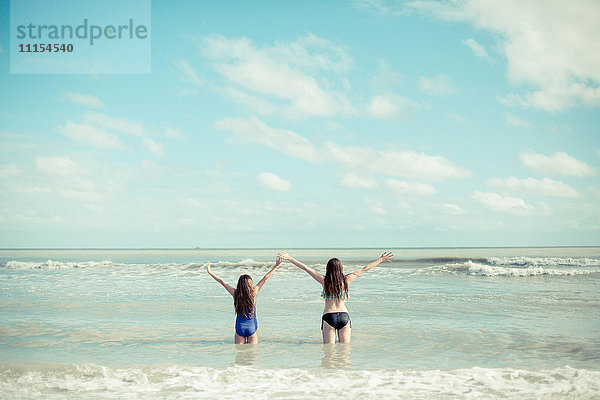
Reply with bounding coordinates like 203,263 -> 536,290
0,0 -> 599,248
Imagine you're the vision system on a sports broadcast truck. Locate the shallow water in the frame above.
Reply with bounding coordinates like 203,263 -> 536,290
1,247 -> 599,398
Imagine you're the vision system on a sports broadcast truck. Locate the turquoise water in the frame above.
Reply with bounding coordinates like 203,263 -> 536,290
1,248 -> 599,398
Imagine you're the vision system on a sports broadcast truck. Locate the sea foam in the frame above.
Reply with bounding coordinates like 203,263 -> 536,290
2,260 -> 114,270
0,363 -> 597,399
442,260 -> 600,277
487,256 -> 600,267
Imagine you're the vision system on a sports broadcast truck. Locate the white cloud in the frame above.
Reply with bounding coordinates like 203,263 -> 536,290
385,178 -> 437,195
30,157 -> 123,205
341,173 -> 378,189
270,33 -> 352,74
215,116 -> 320,162
0,164 -> 24,179
408,0 -> 600,111
174,60 -> 202,86
505,113 -> 531,129
35,156 -> 88,178
164,126 -> 184,140
549,123 -> 573,135
368,93 -> 426,120
12,185 -> 51,196
472,191 -> 536,215
222,87 -> 278,115
58,189 -> 104,203
404,0 -> 466,20
58,121 -> 124,150
436,203 -> 465,215
326,142 -> 470,181
202,34 -> 354,117
15,210 -> 63,225
488,176 -> 578,198
364,198 -> 386,215
447,111 -> 469,125
218,118 -> 469,181
143,138 -> 164,157
520,151 -> 596,177
418,75 -> 457,96
370,60 -> 403,89
354,0 -> 403,15
324,142 -> 375,169
180,198 -> 203,208
370,149 -> 470,181
496,93 -> 523,109
82,111 -> 145,137
257,172 -> 292,192
64,92 -> 104,108
462,38 -> 488,58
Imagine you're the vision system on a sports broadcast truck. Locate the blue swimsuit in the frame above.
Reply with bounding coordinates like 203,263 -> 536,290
235,309 -> 257,337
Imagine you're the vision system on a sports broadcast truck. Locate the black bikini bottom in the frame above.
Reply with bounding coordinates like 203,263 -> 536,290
321,312 -> 351,330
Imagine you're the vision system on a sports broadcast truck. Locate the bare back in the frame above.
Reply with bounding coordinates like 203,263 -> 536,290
321,276 -> 351,314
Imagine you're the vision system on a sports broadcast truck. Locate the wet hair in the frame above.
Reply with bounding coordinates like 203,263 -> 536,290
324,258 -> 348,300
234,274 -> 255,318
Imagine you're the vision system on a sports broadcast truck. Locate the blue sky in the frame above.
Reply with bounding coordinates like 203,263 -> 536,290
0,0 -> 599,248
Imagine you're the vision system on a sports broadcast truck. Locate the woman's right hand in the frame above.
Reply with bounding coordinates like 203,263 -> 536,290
277,251 -> 292,261
206,262 -> 212,273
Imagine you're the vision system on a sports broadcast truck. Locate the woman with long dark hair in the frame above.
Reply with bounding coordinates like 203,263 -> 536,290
206,256 -> 281,344
277,252 -> 393,343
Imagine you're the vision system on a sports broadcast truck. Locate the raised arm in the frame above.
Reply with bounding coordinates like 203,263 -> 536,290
278,251 -> 324,285
254,255 -> 282,294
346,251 -> 394,284
206,262 -> 236,296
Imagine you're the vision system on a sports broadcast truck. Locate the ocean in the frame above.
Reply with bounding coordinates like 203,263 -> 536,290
1,247 -> 599,399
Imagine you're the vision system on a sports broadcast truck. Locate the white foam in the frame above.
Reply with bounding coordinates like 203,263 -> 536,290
214,259 -> 274,268
0,363 -> 598,399
0,259 -> 265,271
4,256 -> 599,278
2,260 -> 114,270
442,261 -> 600,277
487,256 -> 600,267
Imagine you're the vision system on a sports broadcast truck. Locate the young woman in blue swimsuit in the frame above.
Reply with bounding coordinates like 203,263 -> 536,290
277,251 -> 393,343
206,256 -> 281,344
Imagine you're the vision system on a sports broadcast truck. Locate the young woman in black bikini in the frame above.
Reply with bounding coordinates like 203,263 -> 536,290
277,251 -> 394,343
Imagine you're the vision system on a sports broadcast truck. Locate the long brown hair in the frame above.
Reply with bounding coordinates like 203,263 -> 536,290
324,258 -> 348,300
234,274 -> 255,318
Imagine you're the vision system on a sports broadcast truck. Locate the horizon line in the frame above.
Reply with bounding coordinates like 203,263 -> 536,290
1,245 -> 599,251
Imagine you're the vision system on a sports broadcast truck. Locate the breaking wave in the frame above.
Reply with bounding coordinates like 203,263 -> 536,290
440,261 -> 600,277
0,362 -> 597,399
3,255 -> 600,278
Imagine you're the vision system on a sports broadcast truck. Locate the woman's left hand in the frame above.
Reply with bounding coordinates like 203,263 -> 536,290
380,252 -> 394,263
